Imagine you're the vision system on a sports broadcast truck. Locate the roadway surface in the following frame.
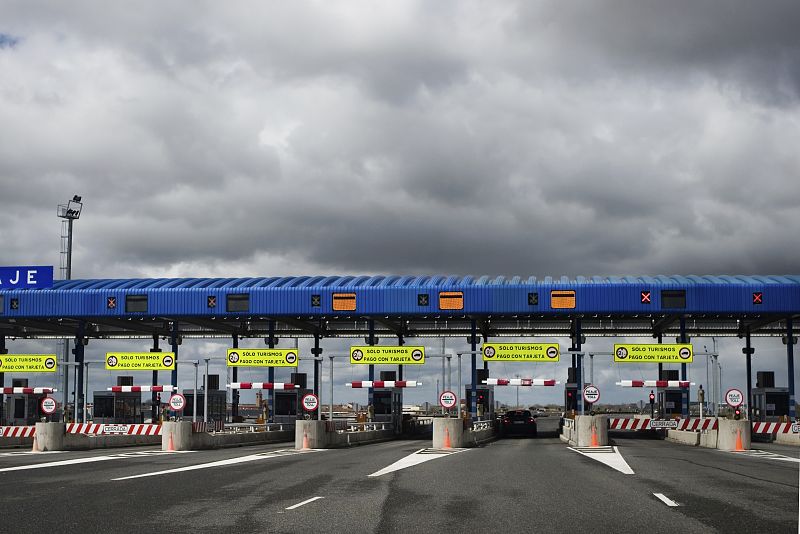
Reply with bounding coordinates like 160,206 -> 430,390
0,418 -> 797,533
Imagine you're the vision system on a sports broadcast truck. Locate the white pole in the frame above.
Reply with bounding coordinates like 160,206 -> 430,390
83,363 -> 89,422
193,362 -> 198,423
457,354 -> 462,419
204,359 -> 209,423
329,356 -> 334,421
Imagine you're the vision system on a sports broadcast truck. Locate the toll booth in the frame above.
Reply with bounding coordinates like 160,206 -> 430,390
752,371 -> 789,421
372,372 -> 403,433
657,370 -> 682,418
92,392 -> 143,423
273,373 -> 310,424
183,374 -> 226,421
465,384 -> 494,419
3,380 -> 49,425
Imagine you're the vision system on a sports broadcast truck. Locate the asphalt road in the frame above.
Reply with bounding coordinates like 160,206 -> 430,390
0,423 -> 797,533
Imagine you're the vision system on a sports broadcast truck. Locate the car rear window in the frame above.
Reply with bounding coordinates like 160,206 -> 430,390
506,410 -> 532,419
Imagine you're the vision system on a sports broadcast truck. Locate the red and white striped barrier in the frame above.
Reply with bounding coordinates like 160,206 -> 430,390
192,421 -> 224,433
484,378 -> 558,386
66,423 -> 162,435
616,380 -> 694,388
106,385 -> 176,393
0,387 -> 57,394
346,381 -> 421,388
228,382 -> 298,390
609,418 -> 652,430
608,418 -> 719,431
752,422 -> 800,434
0,426 -> 36,438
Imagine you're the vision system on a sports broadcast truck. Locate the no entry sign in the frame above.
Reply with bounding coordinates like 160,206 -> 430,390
583,385 -> 600,404
168,393 -> 186,412
302,393 -> 319,412
725,388 -> 744,408
40,397 -> 57,415
439,390 -> 457,409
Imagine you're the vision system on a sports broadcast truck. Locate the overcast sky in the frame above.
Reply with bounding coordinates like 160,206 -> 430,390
2,2 -> 799,409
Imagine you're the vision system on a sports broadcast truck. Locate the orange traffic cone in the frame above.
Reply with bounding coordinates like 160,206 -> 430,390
591,424 -> 599,448
167,432 -> 176,452
443,427 -> 452,449
302,431 -> 310,450
31,434 -> 40,453
735,428 -> 744,452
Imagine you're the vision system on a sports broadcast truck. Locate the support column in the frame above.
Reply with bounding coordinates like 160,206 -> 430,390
470,320 -> 477,420
312,334 -> 321,397
0,335 -> 6,425
657,333 -> 663,380
170,322 -> 179,392
267,320 -> 275,422
231,334 -> 239,419
368,320 -> 376,410
397,333 -> 404,420
680,317 -> 689,419
74,334 -> 85,423
744,331 -> 754,420
788,318 -> 795,420
572,319 -> 583,415
150,335 -> 160,423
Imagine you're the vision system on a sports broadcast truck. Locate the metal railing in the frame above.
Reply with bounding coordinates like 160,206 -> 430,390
471,419 -> 493,431
221,422 -> 294,433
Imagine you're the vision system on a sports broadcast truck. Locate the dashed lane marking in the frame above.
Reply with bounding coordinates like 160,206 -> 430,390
113,448 -> 324,481
653,493 -> 679,507
368,447 -> 468,477
286,496 -> 324,510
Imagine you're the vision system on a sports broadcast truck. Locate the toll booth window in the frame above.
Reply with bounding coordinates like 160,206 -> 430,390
226,293 -> 250,312
661,290 -> 686,309
93,396 -> 115,418
125,295 -> 148,313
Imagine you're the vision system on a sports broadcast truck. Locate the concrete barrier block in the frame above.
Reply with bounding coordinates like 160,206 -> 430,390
575,416 -> 608,447
774,432 -> 800,446
296,420 -> 328,449
34,423 -> 65,451
433,418 -> 465,448
699,430 -> 718,448
162,421 -> 193,451
666,429 -> 700,446
717,419 -> 750,451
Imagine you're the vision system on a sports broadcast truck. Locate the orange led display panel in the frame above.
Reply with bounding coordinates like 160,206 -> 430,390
332,293 -> 356,311
438,291 -> 464,310
550,290 -> 576,309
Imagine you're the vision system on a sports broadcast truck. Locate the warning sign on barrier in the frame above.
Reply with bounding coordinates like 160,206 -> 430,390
482,343 -> 560,362
614,344 -> 693,363
350,346 -> 425,365
0,354 -> 58,372
105,352 -> 176,371
650,420 -> 678,429
226,349 -> 298,367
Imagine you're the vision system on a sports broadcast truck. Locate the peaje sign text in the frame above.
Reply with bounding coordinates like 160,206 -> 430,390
0,266 -> 54,290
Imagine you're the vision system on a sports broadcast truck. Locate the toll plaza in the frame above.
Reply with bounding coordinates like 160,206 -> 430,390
1,273 -> 799,451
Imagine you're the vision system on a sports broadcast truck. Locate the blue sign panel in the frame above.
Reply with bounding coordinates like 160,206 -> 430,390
0,266 -> 54,289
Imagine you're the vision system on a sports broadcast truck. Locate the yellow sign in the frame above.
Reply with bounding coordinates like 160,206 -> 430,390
105,352 -> 176,371
350,346 -> 425,365
227,349 -> 299,367
482,343 -> 560,362
614,344 -> 693,363
0,354 -> 57,372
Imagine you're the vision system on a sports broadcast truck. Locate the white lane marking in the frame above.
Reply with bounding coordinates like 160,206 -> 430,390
729,449 -> 800,464
113,448 -> 323,481
653,493 -> 679,507
368,448 -> 468,477
0,451 -> 65,457
0,450 -> 191,473
285,496 -> 324,510
568,445 -> 635,475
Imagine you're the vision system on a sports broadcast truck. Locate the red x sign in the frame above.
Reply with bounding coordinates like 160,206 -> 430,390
641,291 -> 651,304
753,292 -> 763,304
107,297 -> 117,309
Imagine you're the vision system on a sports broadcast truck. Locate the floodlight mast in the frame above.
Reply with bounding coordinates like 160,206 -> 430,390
57,195 -> 83,422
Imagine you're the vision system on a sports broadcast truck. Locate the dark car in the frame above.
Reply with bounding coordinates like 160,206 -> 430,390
500,409 -> 538,437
